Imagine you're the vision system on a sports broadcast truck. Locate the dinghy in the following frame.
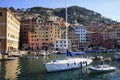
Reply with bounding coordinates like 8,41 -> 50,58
88,64 -> 116,72
88,57 -> 116,73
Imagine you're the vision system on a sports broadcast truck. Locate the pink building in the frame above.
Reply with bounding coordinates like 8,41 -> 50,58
28,31 -> 42,50
91,32 -> 101,47
102,39 -> 116,49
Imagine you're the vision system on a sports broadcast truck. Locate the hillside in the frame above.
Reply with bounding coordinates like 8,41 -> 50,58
9,6 -> 119,26
54,6 -> 118,25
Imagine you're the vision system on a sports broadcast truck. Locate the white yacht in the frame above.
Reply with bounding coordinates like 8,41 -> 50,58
45,0 -> 93,72
45,50 -> 93,72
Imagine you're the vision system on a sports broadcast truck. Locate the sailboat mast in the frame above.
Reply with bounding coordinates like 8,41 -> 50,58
65,0 -> 68,49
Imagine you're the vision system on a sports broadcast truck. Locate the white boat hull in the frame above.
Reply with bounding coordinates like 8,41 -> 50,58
114,52 -> 120,59
88,65 -> 116,72
45,58 -> 93,72
114,55 -> 120,59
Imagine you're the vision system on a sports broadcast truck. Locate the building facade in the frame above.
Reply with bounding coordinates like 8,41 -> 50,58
20,16 -> 43,50
0,8 -> 20,53
74,22 -> 87,48
91,32 -> 101,47
115,29 -> 120,47
54,39 -> 71,50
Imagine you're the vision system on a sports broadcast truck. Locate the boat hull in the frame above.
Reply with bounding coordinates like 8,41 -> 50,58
45,58 -> 93,72
114,55 -> 120,59
88,65 -> 116,73
114,52 -> 120,59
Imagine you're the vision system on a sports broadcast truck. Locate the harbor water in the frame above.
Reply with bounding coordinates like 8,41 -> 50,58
0,52 -> 120,80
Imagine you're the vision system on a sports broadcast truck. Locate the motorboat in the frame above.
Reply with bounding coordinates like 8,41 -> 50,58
88,57 -> 116,73
114,52 -> 120,59
45,50 -> 93,72
88,64 -> 116,73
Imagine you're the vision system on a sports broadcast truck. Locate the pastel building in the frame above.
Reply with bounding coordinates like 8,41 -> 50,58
54,39 -> 71,50
68,26 -> 79,49
101,27 -> 116,48
91,32 -> 101,47
86,31 -> 94,47
102,27 -> 116,41
28,17 -> 43,50
40,16 -> 64,49
0,8 -> 20,53
20,16 -> 43,50
74,21 -> 87,47
115,29 -> 120,47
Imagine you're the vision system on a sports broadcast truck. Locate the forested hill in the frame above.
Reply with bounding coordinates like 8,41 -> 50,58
10,6 -> 119,26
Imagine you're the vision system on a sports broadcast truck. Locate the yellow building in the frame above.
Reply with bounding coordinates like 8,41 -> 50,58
0,8 -> 20,53
39,16 -> 62,49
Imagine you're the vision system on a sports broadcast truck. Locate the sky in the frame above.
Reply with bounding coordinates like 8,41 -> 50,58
0,0 -> 120,22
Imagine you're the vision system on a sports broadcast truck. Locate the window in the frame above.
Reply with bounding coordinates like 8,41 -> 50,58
0,12 -> 2,16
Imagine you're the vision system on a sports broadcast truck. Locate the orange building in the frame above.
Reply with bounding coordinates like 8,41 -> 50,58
39,16 -> 64,49
20,16 -> 43,50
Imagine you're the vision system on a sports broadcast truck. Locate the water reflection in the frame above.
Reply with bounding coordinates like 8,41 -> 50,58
45,68 -> 118,80
45,68 -> 88,80
0,59 -> 20,80
0,53 -> 120,80
4,59 -> 20,80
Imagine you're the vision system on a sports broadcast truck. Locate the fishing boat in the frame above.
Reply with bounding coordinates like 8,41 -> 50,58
88,64 -> 116,73
114,52 -> 120,59
45,50 -> 93,72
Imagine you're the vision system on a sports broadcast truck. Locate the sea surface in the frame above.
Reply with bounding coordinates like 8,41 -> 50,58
0,52 -> 120,80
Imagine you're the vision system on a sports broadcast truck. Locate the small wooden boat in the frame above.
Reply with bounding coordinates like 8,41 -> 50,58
88,64 -> 116,73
